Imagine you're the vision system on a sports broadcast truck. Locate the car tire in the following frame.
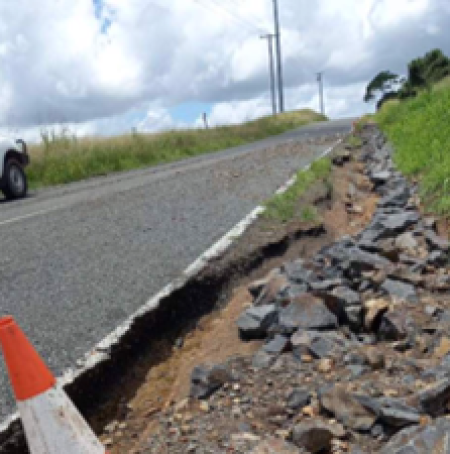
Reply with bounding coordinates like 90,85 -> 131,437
2,159 -> 28,200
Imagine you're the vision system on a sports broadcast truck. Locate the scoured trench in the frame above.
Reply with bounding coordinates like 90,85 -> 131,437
125,126 -> 450,454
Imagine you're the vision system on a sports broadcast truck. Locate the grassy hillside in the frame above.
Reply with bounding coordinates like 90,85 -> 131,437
433,75 -> 450,92
376,87 -> 450,216
27,110 -> 326,188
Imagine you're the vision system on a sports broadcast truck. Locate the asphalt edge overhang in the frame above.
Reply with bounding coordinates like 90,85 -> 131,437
0,134 -> 348,451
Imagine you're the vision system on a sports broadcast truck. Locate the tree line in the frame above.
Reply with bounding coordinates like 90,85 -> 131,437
364,49 -> 450,109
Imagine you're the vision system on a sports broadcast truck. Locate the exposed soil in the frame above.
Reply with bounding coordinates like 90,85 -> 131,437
120,126 -> 450,454
103,141 -> 382,453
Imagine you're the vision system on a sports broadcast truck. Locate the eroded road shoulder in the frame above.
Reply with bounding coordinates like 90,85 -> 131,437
0,121 -> 351,425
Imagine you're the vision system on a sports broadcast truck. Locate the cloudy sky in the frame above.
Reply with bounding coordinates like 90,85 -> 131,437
0,0 -> 449,140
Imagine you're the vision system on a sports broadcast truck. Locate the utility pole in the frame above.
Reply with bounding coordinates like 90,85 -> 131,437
317,72 -> 325,115
272,0 -> 285,112
261,34 -> 277,115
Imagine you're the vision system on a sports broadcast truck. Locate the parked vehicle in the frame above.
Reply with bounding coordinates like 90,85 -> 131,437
0,136 -> 29,199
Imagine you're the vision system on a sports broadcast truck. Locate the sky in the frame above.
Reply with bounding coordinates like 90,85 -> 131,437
0,0 -> 449,141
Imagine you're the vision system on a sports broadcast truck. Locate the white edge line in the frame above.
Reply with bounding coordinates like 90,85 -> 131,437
0,208 -> 62,227
0,135 -> 346,439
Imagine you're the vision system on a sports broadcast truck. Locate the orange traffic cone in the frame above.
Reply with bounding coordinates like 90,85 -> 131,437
0,316 -> 109,454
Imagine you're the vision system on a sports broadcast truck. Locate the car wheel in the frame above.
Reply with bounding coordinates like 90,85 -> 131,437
3,159 -> 28,200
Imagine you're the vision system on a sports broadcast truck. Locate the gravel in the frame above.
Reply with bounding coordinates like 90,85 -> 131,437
0,120 -> 351,420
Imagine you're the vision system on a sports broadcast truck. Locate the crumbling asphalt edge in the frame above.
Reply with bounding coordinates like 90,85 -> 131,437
0,133 -> 349,450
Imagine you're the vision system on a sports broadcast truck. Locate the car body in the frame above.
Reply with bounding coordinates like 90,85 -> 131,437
0,135 -> 30,199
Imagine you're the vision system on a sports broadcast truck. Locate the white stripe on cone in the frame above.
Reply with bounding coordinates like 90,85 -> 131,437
18,386 -> 105,454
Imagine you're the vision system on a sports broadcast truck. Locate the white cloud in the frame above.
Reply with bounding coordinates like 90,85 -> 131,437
0,0 -> 448,137
205,80 -> 371,127
207,97 -> 272,127
137,108 -> 181,132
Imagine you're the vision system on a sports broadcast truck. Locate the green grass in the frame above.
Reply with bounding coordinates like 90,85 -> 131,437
300,205 -> 319,222
263,157 -> 332,222
27,110 -> 326,188
376,87 -> 450,216
346,134 -> 363,149
432,75 -> 450,92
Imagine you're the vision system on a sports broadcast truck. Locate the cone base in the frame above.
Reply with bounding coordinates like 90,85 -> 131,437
18,387 -> 105,454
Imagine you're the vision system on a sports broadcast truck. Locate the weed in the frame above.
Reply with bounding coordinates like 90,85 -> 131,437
346,134 -> 363,149
300,205 -> 318,222
263,157 -> 331,222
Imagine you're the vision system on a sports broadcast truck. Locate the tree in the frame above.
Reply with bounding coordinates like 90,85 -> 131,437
408,49 -> 450,89
364,71 -> 401,103
364,49 -> 450,106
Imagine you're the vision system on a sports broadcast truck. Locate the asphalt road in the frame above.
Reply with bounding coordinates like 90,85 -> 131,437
0,119 -> 352,419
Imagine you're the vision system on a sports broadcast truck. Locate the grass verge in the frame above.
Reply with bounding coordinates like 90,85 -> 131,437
376,87 -> 450,216
27,110 -> 326,189
345,134 -> 363,149
263,157 -> 332,223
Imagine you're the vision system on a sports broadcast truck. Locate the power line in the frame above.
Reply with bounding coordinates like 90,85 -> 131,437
192,0 -> 267,33
211,0 -> 269,32
225,0 -> 270,27
228,0 -> 272,26
207,0 -> 267,32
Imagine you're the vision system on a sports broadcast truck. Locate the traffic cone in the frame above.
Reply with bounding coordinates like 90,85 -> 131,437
0,316 -> 108,454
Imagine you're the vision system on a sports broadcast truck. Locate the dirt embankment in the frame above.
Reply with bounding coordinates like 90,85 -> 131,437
101,132 -> 385,453
102,126 -> 449,454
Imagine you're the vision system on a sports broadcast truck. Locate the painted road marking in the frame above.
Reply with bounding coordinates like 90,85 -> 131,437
0,208 -> 60,228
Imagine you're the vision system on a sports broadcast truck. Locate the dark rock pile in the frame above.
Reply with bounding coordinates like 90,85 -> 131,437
147,128 -> 449,453
223,130 -> 449,453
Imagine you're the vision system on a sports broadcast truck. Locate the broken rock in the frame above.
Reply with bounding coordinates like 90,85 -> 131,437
324,286 -> 362,328
291,330 -> 348,360
263,334 -> 290,355
253,272 -> 290,306
427,250 -> 448,267
332,150 -> 351,166
237,304 -> 278,340
376,397 -> 421,428
379,211 -> 420,236
395,232 -> 419,252
417,378 -> 450,417
377,307 -> 411,341
286,388 -> 311,410
363,298 -> 390,331
248,269 -> 282,298
319,385 -> 377,432
282,259 -> 314,285
279,294 -> 338,333
347,247 -> 392,272
190,364 -> 231,399
332,286 -> 361,306
252,350 -> 276,369
378,185 -> 411,209
362,346 -> 385,370
379,417 -> 450,454
370,170 -> 392,185
251,437 -> 299,454
425,229 -> 449,252
381,278 -> 418,303
292,420 -> 345,453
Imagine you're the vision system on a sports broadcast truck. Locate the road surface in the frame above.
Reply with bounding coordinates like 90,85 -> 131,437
0,119 -> 352,419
